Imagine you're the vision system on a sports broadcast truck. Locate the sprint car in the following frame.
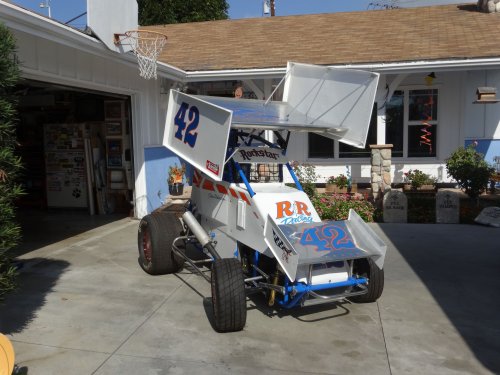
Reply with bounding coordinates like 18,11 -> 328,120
138,62 -> 387,332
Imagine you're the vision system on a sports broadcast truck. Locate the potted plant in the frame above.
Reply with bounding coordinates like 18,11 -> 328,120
326,174 -> 349,194
403,169 -> 436,191
168,163 -> 186,196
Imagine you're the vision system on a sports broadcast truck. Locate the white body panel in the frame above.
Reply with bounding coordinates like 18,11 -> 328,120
192,171 -> 317,258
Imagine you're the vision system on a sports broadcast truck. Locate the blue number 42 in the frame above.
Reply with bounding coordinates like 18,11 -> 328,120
174,102 -> 199,148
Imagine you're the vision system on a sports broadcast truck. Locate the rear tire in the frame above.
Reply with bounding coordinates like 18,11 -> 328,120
211,258 -> 247,332
137,213 -> 184,275
350,258 -> 384,303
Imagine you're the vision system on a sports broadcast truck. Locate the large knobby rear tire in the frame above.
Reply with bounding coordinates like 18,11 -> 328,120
350,258 -> 384,303
137,212 -> 184,275
211,258 -> 247,332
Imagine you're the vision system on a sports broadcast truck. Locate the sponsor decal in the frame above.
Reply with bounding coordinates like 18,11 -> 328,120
272,229 -> 292,263
238,148 -> 280,161
206,160 -> 220,175
276,201 -> 313,224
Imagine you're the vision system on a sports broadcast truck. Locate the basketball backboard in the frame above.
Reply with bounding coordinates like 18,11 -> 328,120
87,0 -> 138,53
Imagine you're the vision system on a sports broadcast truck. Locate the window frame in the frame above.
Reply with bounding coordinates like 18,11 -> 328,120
398,87 -> 440,160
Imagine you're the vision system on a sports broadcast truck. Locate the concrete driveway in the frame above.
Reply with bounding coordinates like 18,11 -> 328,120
1,214 -> 499,375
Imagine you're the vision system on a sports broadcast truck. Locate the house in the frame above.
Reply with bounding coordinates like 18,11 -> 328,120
1,1 -> 500,217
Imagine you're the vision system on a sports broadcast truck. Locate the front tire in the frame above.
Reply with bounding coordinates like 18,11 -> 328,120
211,258 -> 247,332
350,258 -> 384,303
137,213 -> 184,275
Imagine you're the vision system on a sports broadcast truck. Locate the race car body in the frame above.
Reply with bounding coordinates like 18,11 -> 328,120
138,62 -> 387,331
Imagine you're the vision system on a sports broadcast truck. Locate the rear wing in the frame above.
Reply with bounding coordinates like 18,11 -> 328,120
163,62 -> 379,181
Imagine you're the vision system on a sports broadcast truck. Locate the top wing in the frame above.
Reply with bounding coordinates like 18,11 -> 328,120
194,95 -> 349,140
162,62 -> 379,180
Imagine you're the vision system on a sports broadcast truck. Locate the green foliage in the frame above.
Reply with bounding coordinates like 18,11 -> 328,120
291,162 -> 318,198
0,22 -> 21,299
138,0 -> 229,25
326,174 -> 348,188
404,169 -> 436,190
445,145 -> 494,199
311,194 -> 376,222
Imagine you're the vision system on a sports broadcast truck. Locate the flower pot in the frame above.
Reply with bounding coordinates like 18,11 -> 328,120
325,183 -> 336,194
419,184 -> 435,191
168,183 -> 184,196
349,183 -> 358,193
326,184 -> 348,194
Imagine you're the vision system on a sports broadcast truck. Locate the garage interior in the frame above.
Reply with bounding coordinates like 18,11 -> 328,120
15,80 -> 134,216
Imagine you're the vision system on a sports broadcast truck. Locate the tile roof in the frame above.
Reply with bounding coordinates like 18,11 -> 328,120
142,4 -> 500,72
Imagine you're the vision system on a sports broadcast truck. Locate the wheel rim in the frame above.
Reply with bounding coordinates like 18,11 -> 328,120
142,227 -> 152,263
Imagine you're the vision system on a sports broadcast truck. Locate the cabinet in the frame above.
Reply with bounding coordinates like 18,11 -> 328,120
104,100 -> 128,190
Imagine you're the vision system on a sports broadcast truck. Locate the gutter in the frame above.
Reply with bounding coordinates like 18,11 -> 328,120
174,57 -> 500,83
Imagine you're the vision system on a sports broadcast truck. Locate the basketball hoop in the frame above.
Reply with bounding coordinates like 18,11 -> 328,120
121,30 -> 168,80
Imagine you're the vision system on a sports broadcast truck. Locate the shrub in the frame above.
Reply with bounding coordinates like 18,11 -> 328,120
311,193 -> 376,222
404,169 -> 436,190
445,145 -> 494,199
291,162 -> 318,198
0,22 -> 21,299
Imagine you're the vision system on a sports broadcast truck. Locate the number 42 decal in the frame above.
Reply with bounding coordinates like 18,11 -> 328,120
174,102 -> 199,148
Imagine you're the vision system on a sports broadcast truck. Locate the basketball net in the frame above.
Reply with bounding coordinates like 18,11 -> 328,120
124,30 -> 168,80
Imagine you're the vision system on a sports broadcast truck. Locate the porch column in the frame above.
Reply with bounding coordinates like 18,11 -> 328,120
370,144 -> 393,200
376,75 -> 387,145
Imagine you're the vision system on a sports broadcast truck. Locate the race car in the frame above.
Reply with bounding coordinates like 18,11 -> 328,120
138,62 -> 387,332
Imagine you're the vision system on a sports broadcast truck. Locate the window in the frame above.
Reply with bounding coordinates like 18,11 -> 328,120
386,89 -> 438,158
308,105 -> 377,159
339,105 -> 377,158
308,133 -> 334,158
386,90 -> 404,157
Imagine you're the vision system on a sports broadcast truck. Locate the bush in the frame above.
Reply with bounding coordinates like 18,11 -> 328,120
0,22 -> 21,299
404,169 -> 436,190
311,193 -> 376,222
291,162 -> 318,198
445,145 -> 494,199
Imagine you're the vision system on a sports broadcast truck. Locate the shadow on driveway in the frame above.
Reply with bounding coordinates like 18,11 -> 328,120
377,223 -> 500,373
0,258 -> 70,334
13,208 -> 127,257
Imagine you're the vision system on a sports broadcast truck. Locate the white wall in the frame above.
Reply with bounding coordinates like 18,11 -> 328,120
463,70 -> 500,140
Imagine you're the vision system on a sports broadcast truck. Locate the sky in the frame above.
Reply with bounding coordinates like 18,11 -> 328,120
9,0 -> 473,29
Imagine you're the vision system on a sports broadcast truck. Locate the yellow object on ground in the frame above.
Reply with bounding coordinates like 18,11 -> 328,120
0,333 -> 15,375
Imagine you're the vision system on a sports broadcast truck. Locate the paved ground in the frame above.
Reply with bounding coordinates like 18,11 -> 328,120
1,212 -> 500,375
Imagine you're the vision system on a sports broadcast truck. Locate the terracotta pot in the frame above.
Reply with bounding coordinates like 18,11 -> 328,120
326,184 -> 348,194
325,183 -> 336,193
419,184 -> 435,191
